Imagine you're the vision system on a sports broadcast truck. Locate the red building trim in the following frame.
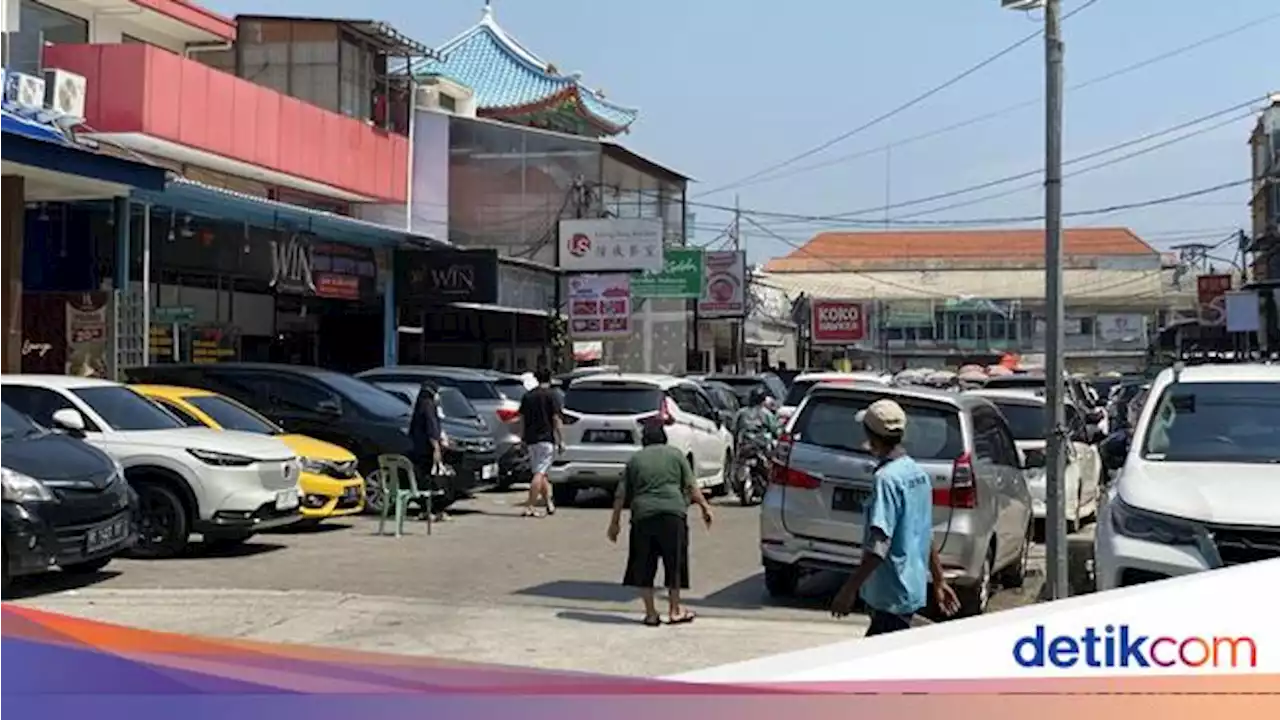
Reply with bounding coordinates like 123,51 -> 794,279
131,0 -> 237,42
44,44 -> 407,204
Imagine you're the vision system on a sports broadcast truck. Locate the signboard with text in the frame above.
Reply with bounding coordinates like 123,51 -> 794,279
810,300 -> 867,345
396,248 -> 499,305
698,250 -> 747,318
568,274 -> 632,338
631,248 -> 704,298
1196,274 -> 1233,327
558,218 -> 664,272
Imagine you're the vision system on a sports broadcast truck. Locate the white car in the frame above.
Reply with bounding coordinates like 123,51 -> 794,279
777,371 -> 889,426
1094,363 -> 1280,591
0,376 -> 302,558
549,374 -> 731,506
969,389 -> 1105,530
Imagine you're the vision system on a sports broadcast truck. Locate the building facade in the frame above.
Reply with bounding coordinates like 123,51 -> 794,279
763,227 -> 1174,374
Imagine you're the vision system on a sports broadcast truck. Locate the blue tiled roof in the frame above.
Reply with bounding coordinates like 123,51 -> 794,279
410,8 -> 637,134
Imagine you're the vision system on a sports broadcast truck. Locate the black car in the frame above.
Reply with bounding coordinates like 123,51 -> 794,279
695,380 -> 742,427
123,363 -> 482,510
376,383 -> 501,499
703,373 -> 789,405
2,402 -> 137,597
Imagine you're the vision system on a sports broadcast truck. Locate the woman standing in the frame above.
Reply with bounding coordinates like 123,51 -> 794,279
607,423 -> 714,626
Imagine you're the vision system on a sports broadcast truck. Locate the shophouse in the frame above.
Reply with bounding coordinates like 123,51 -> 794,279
764,227 -> 1176,374
1245,95 -> 1280,352
3,2 -> 443,375
392,5 -> 692,373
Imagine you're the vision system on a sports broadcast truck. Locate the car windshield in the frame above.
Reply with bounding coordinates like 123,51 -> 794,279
1,402 -> 42,440
438,387 -> 481,420
317,372 -> 411,419
792,393 -> 964,461
187,395 -> 281,435
784,380 -> 817,406
710,378 -> 767,402
992,402 -> 1045,441
564,385 -> 662,416
1141,381 -> 1280,463
74,386 -> 184,431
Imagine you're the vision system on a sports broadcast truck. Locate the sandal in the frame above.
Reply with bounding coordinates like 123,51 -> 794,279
642,615 -> 662,627
667,610 -> 697,625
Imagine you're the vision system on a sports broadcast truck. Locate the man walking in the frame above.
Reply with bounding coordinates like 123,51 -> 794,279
830,399 -> 960,635
514,368 -> 564,518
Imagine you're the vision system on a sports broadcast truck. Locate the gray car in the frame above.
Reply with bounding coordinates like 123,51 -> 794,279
761,383 -> 1034,616
357,366 -> 529,486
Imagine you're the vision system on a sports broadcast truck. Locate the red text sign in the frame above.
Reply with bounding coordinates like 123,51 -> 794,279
811,300 -> 866,344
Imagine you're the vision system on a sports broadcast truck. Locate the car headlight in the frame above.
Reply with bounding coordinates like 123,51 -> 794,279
1110,497 -> 1199,545
300,457 -> 328,474
1,467 -> 56,502
187,449 -> 257,467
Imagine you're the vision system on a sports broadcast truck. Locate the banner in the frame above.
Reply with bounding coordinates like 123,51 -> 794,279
567,274 -> 632,338
1197,274 -> 1232,327
558,218 -> 664,272
883,299 -> 934,327
810,300 -> 866,345
1096,313 -> 1146,343
21,291 -> 112,376
631,248 -> 704,298
698,250 -> 747,318
395,248 -> 500,305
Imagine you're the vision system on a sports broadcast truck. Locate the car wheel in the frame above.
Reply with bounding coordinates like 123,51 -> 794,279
363,467 -> 387,515
998,522 -> 1033,589
712,451 -> 732,498
763,561 -> 800,598
130,482 -> 190,559
552,484 -> 578,507
957,546 -> 995,617
62,556 -> 114,575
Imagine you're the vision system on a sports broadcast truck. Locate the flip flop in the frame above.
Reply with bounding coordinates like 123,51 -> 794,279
642,615 -> 662,627
667,611 -> 697,625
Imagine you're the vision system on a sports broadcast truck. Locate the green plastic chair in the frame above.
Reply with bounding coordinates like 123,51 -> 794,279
375,454 -> 442,537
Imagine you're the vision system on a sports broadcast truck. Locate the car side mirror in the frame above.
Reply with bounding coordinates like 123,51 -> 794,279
52,408 -> 87,436
1023,449 -> 1047,469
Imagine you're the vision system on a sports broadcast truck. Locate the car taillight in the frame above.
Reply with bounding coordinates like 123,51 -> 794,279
933,451 -> 977,508
767,433 -> 819,488
496,407 -> 520,423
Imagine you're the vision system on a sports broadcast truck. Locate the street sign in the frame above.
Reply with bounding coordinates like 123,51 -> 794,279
630,248 -> 704,299
152,305 -> 196,324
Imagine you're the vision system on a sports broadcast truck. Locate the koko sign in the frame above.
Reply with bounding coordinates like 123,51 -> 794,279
396,248 -> 499,305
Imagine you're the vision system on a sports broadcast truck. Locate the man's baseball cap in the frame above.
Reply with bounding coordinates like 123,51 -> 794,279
856,399 -> 907,438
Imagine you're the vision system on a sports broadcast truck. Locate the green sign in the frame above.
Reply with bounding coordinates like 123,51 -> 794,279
631,249 -> 704,298
152,305 -> 196,324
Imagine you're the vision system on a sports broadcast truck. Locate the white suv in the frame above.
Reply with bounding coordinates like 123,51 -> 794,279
1,376 -> 302,558
550,374 -> 731,506
1094,363 -> 1280,590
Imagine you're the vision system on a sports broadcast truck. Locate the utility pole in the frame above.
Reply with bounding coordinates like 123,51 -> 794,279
1042,0 -> 1070,602
731,195 -> 745,373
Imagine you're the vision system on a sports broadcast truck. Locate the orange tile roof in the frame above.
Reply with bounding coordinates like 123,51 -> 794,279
764,227 -> 1156,272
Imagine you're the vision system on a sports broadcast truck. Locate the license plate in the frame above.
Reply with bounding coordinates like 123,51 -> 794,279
84,517 -> 130,554
481,463 -> 498,480
585,429 -> 631,443
831,486 -> 871,512
341,485 -> 360,499
275,488 -> 300,511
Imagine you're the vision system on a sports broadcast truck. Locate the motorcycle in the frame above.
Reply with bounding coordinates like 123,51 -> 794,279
732,440 -> 772,506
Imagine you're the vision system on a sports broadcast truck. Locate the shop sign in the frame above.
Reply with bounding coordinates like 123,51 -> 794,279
20,292 -> 111,376
810,300 -> 866,345
698,250 -> 747,318
1096,314 -> 1146,343
190,325 -> 238,364
568,274 -> 632,338
396,248 -> 499,305
1196,273 -> 1232,326
883,299 -> 934,327
269,233 -> 316,295
152,305 -> 196,324
558,218 -> 664,273
631,248 -> 704,298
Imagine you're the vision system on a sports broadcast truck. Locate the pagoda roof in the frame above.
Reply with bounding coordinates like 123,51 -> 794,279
409,5 -> 637,136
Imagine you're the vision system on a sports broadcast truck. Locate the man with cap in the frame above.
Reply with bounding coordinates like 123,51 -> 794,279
830,398 -> 961,635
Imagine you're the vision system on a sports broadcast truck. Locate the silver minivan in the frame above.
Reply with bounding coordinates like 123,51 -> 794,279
761,384 -> 1034,616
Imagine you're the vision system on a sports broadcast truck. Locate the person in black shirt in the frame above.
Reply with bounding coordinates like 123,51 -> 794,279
513,368 -> 564,517
408,381 -> 444,503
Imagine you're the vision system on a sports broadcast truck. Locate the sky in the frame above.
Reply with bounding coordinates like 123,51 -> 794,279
208,0 -> 1278,266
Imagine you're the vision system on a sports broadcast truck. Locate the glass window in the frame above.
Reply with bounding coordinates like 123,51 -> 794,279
188,395 -> 282,435
309,371 -> 411,419
1141,382 -> 1280,463
1,401 -> 43,440
792,394 -> 964,461
564,386 -> 663,416
10,0 -> 89,76
992,401 -> 1046,441
784,380 -> 817,407
73,387 -> 183,431
151,398 -> 208,428
493,378 -> 528,402
436,387 -> 481,420
667,386 -> 701,415
438,94 -> 457,113
2,385 -> 94,430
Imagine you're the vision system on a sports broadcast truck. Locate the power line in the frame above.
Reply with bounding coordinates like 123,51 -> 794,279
714,10 -> 1279,192
694,0 -> 1101,199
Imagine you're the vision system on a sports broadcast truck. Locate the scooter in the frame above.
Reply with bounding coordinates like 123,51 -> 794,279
732,440 -> 772,506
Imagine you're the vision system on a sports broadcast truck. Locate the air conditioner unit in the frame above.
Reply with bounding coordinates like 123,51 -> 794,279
4,71 -> 47,111
43,69 -> 86,125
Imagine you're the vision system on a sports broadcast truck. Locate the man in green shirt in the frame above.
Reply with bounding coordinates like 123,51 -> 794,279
608,422 -> 714,626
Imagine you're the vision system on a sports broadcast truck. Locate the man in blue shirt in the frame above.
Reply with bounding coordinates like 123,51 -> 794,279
831,399 -> 961,635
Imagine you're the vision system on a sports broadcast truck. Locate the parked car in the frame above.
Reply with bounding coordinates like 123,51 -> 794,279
762,383 -> 1034,616
968,389 -> 1105,530
125,363 -> 494,512
1105,379 -> 1148,433
778,371 -> 889,426
1,376 -> 301,558
702,373 -> 789,406
357,366 -> 525,488
132,385 -> 365,525
695,380 -> 742,429
2,401 -> 137,597
551,374 -> 732,506
1094,364 -> 1280,590
982,372 -> 1107,433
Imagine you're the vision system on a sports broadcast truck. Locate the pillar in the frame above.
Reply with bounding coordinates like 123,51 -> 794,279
383,251 -> 397,367
113,197 -> 131,290
2,176 -> 25,373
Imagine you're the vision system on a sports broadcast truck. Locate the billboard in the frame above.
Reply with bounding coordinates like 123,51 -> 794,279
567,274 -> 632,338
698,250 -> 747,318
558,218 -> 664,272
810,300 -> 867,345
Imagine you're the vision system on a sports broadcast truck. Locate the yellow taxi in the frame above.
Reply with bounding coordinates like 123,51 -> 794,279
133,384 -> 365,522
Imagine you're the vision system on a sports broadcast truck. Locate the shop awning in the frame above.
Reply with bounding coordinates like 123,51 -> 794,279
131,178 -> 445,249
1,108 -> 167,193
